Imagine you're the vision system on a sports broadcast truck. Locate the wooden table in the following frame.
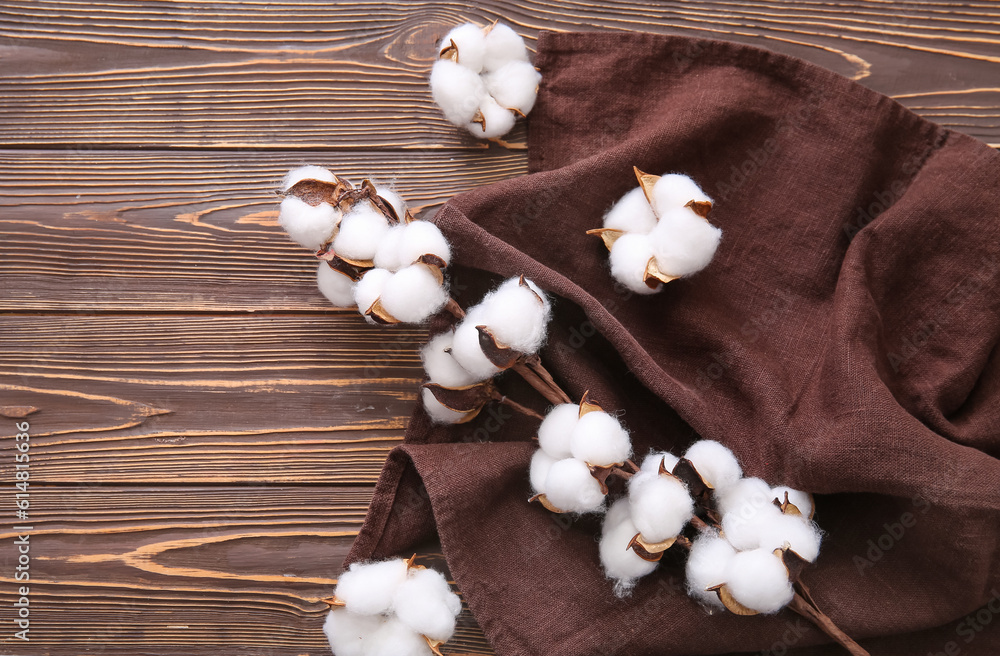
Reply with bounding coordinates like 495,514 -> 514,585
1,2 -> 996,654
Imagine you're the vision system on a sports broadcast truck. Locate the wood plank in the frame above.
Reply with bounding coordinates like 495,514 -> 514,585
0,1 -> 998,148
0,485 -> 492,655
0,149 -> 523,311
0,314 -> 426,483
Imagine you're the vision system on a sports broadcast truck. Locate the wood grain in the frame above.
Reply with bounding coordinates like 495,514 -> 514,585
0,486 -> 490,655
0,314 -> 428,483
3,2 -> 998,655
0,149 -> 522,312
0,1 -> 998,148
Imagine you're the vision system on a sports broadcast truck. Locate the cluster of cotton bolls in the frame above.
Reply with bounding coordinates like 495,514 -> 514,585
420,276 -> 552,424
592,168 -> 722,294
277,165 -> 453,325
673,440 -> 821,615
323,557 -> 462,656
528,399 -> 632,513
594,439 -> 821,612
430,22 -> 542,139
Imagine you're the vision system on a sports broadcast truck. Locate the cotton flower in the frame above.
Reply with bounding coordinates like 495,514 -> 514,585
683,440 -> 742,492
599,498 -> 658,596
392,567 -> 463,642
334,205 -> 391,264
377,264 -> 449,324
317,262 -> 357,308
569,410 -> 631,467
283,164 -> 336,192
590,168 -> 721,290
279,196 -> 340,251
334,559 -> 410,615
627,469 -> 694,544
685,532 -> 736,609
431,22 -> 539,139
449,277 -> 551,376
421,331 -> 483,388
536,403 -> 580,459
420,387 -> 473,425
542,457 -> 606,513
323,558 -> 461,656
353,268 -> 393,322
721,548 -> 794,614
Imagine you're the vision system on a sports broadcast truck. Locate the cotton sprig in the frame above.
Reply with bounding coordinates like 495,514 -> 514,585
430,22 -> 541,140
588,167 -> 722,293
420,276 -> 561,424
322,556 -> 462,656
277,165 -> 452,325
528,394 -> 633,513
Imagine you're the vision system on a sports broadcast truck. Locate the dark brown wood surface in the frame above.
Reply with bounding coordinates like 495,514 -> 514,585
1,2 -> 997,654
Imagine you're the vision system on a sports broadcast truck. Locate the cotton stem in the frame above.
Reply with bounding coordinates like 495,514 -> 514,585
490,390 -> 544,421
787,591 -> 870,656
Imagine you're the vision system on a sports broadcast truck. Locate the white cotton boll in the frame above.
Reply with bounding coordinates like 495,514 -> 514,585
479,277 -> 551,353
604,187 -> 658,235
771,485 -> 814,518
484,60 -> 541,115
608,233 -> 660,296
393,567 -> 462,642
721,495 -> 784,551
599,498 -> 658,595
467,94 -> 516,139
683,440 -> 742,491
334,205 -> 391,262
334,558 -> 409,616
651,173 -> 712,214
537,403 -> 579,459
374,185 -> 407,221
378,265 -> 448,324
365,617 -> 433,656
278,196 -> 339,251
723,548 -> 794,614
482,23 -> 530,72
316,262 -> 357,308
373,225 -> 407,272
685,533 -> 737,609
449,306 -> 502,381
648,206 -> 722,277
757,512 -> 823,563
398,221 -> 452,267
639,451 -> 680,476
530,449 -> 556,495
440,23 -> 487,73
282,164 -> 334,193
569,411 -> 631,467
544,457 -> 606,513
421,331 -> 482,388
420,387 -> 469,425
323,609 -> 383,656
430,60 -> 487,127
715,477 -> 774,517
628,471 -> 694,543
353,268 -> 393,320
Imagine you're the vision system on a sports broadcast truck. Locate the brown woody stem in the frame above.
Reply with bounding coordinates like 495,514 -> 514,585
444,297 -> 465,320
490,391 -> 544,421
523,355 -> 573,404
788,592 -> 870,656
511,361 -> 565,406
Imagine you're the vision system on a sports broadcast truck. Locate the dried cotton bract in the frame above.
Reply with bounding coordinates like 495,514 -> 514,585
324,557 -> 461,656
589,167 -> 722,292
277,165 -> 453,325
431,22 -> 541,139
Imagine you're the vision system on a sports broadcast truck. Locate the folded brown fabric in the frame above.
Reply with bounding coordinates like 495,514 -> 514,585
347,31 -> 1000,655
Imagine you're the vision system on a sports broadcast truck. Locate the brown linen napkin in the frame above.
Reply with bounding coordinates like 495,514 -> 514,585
347,30 -> 1000,655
